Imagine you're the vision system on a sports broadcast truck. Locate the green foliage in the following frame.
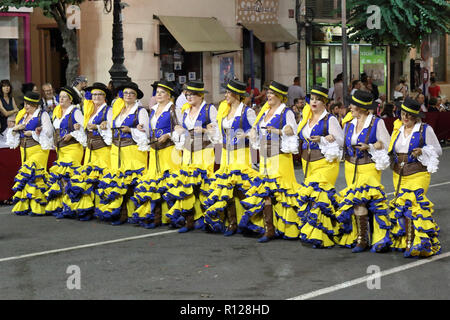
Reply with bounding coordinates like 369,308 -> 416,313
1,1 -> 84,14
347,0 -> 450,48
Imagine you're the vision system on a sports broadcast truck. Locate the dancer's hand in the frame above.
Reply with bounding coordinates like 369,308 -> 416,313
412,148 -> 422,158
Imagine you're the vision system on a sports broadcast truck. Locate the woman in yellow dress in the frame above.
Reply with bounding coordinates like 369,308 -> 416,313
95,82 -> 149,225
296,86 -> 344,248
202,79 -> 259,236
335,90 -> 392,253
240,81 -> 300,242
6,91 -> 53,216
45,87 -> 86,218
65,82 -> 113,221
388,97 -> 442,258
130,80 -> 182,228
165,81 -> 219,233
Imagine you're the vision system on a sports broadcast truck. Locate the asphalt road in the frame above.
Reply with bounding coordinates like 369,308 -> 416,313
1,147 -> 449,305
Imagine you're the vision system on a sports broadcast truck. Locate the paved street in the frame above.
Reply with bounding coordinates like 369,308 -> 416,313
1,147 -> 449,304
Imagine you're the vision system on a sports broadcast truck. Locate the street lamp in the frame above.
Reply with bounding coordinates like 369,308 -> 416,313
103,0 -> 130,89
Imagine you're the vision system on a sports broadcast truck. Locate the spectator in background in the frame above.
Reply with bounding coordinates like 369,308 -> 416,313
428,77 -> 441,99
0,79 -> 19,135
40,83 -> 58,116
72,75 -> 88,106
330,101 -> 345,125
427,97 -> 440,112
292,97 -> 305,123
332,73 -> 344,103
246,77 -> 263,106
287,76 -> 305,106
436,96 -> 447,112
367,76 -> 379,100
394,77 -> 409,98
415,92 -> 427,113
350,79 -> 361,95
380,103 -> 394,118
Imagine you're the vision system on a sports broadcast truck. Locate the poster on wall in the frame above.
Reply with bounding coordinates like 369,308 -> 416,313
179,75 -> 186,84
236,0 -> 279,24
188,72 -> 196,81
360,46 -> 387,95
219,56 -> 234,93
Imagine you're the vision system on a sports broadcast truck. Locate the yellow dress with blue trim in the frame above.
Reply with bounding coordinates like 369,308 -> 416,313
7,108 -> 53,216
334,114 -> 392,252
388,120 -> 442,257
164,102 -> 217,230
94,100 -> 149,224
65,102 -> 112,220
45,105 -> 86,218
296,105 -> 344,248
130,101 -> 182,227
239,103 -> 301,239
202,101 -> 260,233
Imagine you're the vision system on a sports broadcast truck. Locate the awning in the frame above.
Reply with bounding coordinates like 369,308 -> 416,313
157,16 -> 241,52
241,23 -> 298,43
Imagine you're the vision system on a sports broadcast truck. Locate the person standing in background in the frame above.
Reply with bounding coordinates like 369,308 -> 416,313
287,76 -> 305,107
40,83 -> 58,117
0,79 -> 19,135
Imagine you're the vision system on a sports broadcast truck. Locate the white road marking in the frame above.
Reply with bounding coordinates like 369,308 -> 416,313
0,230 -> 178,263
288,251 -> 450,300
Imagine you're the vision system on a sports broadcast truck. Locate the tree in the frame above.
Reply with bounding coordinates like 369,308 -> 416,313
1,0 -> 85,85
347,0 -> 450,49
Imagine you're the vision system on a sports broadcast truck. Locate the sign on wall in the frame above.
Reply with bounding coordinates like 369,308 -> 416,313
219,56 -> 235,93
236,0 -> 279,24
360,46 -> 387,95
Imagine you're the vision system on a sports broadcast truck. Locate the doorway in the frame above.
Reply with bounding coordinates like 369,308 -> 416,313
38,26 -> 68,89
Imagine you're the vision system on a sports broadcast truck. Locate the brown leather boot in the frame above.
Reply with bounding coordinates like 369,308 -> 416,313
258,204 -> 275,243
352,214 -> 369,253
224,200 -> 237,236
179,211 -> 194,233
404,218 -> 415,257
112,187 -> 132,225
143,203 -> 162,229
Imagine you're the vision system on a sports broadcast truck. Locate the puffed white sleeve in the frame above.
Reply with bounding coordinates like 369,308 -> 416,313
6,127 -> 19,149
368,118 -> 391,170
131,107 -> 150,151
97,107 -> 113,146
417,125 -> 441,173
280,109 -> 299,154
246,107 -> 257,131
318,116 -> 344,162
32,111 -> 54,150
70,109 -> 87,147
206,104 -> 221,144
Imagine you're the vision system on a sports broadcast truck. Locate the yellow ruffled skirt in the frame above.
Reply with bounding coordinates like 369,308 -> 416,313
334,161 -> 392,252
12,145 -> 50,216
64,146 -> 111,219
45,143 -> 84,217
95,144 -> 147,222
165,147 -> 215,229
130,145 -> 182,226
203,147 -> 260,233
240,153 -> 301,239
389,171 -> 441,257
297,158 -> 341,248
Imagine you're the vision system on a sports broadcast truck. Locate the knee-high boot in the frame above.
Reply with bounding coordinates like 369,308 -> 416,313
224,200 -> 237,236
258,204 -> 275,243
352,210 -> 369,253
404,218 -> 415,257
